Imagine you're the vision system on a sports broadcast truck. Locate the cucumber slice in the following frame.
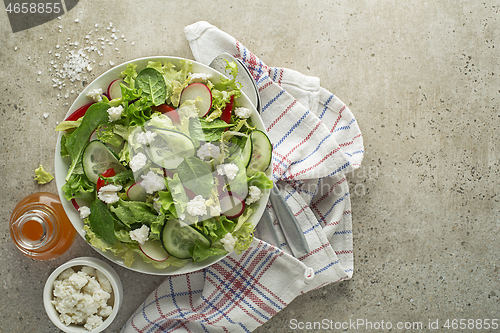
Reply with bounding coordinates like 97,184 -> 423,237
161,219 -> 211,259
240,136 -> 253,168
247,130 -> 272,176
145,128 -> 196,169
82,140 -> 127,183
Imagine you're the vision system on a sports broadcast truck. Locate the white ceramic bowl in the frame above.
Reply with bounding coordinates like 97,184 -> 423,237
43,257 -> 123,333
54,56 -> 272,275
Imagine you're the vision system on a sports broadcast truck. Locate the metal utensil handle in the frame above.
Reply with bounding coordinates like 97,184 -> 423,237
269,186 -> 310,258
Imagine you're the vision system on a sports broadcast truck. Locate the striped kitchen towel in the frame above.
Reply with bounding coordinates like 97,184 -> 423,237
121,21 -> 364,333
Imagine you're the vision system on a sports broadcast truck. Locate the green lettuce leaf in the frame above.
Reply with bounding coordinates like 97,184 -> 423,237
166,173 -> 189,219
61,173 -> 95,204
191,241 -> 227,262
157,190 -> 175,216
248,172 -> 274,190
55,118 -> 82,132
120,63 -> 138,90
34,165 -> 54,184
85,224 -> 136,267
110,199 -> 161,228
232,220 -> 255,254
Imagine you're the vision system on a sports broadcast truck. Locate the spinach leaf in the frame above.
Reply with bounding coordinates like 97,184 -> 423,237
136,67 -> 167,106
89,199 -> 116,245
64,102 -> 110,181
177,156 -> 214,198
189,118 -> 231,142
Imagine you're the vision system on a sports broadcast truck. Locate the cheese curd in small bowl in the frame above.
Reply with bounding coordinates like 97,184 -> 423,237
43,257 -> 123,333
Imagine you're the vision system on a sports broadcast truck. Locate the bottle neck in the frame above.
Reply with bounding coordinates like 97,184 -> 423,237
10,206 -> 58,254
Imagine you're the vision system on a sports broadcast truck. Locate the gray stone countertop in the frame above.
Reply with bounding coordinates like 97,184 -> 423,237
1,1 -> 498,332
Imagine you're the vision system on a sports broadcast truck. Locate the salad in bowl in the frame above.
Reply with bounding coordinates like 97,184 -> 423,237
54,57 -> 273,275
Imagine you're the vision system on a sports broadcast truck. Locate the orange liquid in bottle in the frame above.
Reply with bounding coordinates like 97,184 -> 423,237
9,192 -> 76,260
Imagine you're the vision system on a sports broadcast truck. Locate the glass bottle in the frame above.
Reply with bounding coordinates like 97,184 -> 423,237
9,192 -> 76,260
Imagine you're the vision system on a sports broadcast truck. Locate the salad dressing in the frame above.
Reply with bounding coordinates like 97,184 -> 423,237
9,192 -> 76,260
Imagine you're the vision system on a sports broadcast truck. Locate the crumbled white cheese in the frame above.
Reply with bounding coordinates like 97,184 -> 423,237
221,233 -> 236,252
136,131 -> 157,145
86,88 -> 103,102
197,143 -> 221,160
234,107 -> 252,119
95,270 -> 112,294
78,206 -> 91,219
153,198 -> 162,213
186,195 -> 207,216
140,171 -> 166,194
217,163 -> 239,181
52,267 -> 113,331
209,202 -> 221,217
84,315 -> 103,331
188,72 -> 212,83
58,268 -> 76,281
107,105 -> 123,122
69,271 -> 90,290
80,266 -> 96,277
129,225 -> 149,245
97,184 -> 122,204
129,153 -> 147,172
245,185 -> 262,205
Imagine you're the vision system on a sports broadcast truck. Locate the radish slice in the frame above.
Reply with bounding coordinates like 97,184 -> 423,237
180,83 -> 212,117
140,240 -> 169,262
107,79 -> 123,100
219,192 -> 245,218
64,102 -> 94,122
71,198 -> 80,211
90,129 -> 98,142
127,182 -> 148,201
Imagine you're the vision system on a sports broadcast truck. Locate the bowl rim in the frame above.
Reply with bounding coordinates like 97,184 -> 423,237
54,56 -> 272,276
43,256 -> 123,333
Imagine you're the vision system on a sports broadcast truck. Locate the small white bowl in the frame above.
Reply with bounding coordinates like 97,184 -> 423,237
43,257 -> 123,333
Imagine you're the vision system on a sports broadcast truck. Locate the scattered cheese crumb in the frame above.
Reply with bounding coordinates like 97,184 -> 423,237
197,143 -> 221,160
217,163 -> 239,181
140,171 -> 166,194
234,107 -> 252,119
107,105 -> 123,122
221,233 -> 236,252
209,203 -> 221,217
97,184 -> 122,204
187,195 -> 207,216
245,186 -> 262,205
86,88 -> 103,102
153,198 -> 162,213
129,153 -> 147,172
78,206 -> 91,219
129,225 -> 149,245
188,73 -> 212,83
136,131 -> 157,145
